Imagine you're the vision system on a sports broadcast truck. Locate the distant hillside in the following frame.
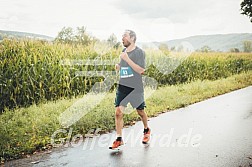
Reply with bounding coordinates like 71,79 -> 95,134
1,30 -> 251,52
166,33 -> 252,52
0,30 -> 54,41
139,33 -> 252,52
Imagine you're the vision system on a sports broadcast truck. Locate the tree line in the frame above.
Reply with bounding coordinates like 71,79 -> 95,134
54,26 -> 121,49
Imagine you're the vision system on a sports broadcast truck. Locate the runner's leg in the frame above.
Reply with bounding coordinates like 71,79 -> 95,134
137,109 -> 148,129
115,106 -> 125,137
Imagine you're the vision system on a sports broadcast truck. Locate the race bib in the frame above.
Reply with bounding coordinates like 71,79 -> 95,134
120,67 -> 134,78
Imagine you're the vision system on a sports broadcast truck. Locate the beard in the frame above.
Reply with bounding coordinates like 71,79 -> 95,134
123,40 -> 131,47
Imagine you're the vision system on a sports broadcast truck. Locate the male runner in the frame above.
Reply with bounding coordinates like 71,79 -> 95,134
109,30 -> 151,149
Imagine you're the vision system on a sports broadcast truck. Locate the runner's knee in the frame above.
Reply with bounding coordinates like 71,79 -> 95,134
115,107 -> 123,117
137,109 -> 145,117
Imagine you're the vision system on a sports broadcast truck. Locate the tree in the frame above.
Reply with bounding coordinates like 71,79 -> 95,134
170,46 -> 176,51
54,26 -> 93,45
158,43 -> 170,55
107,33 -> 120,49
243,40 -> 252,52
75,26 -> 91,45
240,0 -> 252,22
54,27 -> 74,44
158,43 -> 169,50
107,33 -> 117,45
230,48 -> 240,53
199,45 -> 212,53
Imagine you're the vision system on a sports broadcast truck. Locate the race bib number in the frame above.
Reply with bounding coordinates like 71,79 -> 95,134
120,67 -> 134,78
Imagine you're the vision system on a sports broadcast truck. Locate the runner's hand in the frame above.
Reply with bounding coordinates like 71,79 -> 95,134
120,52 -> 129,62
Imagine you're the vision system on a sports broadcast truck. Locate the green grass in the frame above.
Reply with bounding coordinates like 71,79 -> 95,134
1,71 -> 252,162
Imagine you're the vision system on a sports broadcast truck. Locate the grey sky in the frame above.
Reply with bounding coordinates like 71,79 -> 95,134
113,0 -> 215,22
0,0 -> 251,42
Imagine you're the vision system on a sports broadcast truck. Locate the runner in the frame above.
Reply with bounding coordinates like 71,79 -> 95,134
109,30 -> 151,150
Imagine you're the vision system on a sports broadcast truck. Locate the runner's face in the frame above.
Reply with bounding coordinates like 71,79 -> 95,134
122,31 -> 132,47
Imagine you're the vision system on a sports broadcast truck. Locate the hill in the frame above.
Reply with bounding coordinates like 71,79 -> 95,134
0,30 -> 53,41
139,33 -> 252,52
1,30 -> 251,52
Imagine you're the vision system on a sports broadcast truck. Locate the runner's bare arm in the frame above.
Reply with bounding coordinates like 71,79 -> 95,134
115,64 -> 120,71
120,52 -> 145,75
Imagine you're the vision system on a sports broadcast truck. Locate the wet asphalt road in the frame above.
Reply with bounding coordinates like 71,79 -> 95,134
4,86 -> 252,167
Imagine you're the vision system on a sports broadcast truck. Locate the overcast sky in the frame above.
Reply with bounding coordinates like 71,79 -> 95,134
1,0 -> 251,42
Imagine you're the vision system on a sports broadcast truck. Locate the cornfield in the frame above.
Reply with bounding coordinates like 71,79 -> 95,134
0,39 -> 252,112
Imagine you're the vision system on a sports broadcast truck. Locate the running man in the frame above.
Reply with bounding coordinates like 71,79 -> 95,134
109,30 -> 151,149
